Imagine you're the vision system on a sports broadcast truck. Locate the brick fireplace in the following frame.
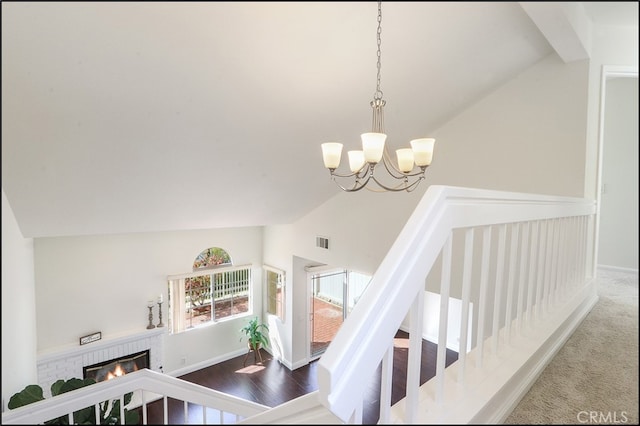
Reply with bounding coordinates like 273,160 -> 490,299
83,349 -> 150,383
36,328 -> 164,397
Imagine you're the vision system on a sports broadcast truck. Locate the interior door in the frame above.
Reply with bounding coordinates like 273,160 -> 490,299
310,269 -> 346,359
308,269 -> 372,359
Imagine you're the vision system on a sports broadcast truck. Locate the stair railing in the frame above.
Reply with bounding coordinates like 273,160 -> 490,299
1,368 -> 269,424
317,185 -> 596,423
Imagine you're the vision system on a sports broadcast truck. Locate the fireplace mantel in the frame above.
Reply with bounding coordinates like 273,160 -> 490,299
38,328 -> 165,363
37,328 -> 165,397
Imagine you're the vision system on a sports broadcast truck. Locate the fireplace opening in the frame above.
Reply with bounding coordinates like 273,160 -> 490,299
83,350 -> 150,383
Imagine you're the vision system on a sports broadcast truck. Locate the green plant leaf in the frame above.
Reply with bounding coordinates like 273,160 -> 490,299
50,379 -> 66,397
7,384 -> 45,410
46,378 -> 97,424
9,377 -> 134,425
125,409 -> 140,425
240,316 -> 269,350
53,377 -> 96,396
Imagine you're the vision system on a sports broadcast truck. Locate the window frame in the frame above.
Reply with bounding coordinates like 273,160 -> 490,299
264,264 -> 285,321
168,263 -> 253,333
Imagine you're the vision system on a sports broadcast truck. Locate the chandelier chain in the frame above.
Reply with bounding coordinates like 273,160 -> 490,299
374,1 -> 383,101
371,0 -> 385,134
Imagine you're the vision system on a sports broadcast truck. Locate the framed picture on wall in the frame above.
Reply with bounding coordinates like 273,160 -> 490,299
79,331 -> 101,345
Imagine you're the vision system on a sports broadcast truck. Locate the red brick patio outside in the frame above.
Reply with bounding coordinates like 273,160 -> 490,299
311,296 -> 343,356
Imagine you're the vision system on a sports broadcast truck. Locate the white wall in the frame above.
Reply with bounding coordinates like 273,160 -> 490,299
429,53 -> 588,198
582,24 -> 638,275
420,291 -> 473,353
1,189 -> 38,407
584,24 -> 639,201
33,226 -> 263,374
598,77 -> 639,270
262,225 -> 295,366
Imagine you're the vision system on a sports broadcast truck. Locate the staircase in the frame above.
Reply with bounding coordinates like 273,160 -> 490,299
1,185 -> 597,425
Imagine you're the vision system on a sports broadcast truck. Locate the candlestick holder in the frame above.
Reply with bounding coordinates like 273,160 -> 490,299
157,301 -> 165,328
146,305 -> 156,329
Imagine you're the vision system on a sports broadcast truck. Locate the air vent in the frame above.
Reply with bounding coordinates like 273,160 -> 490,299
316,236 -> 329,250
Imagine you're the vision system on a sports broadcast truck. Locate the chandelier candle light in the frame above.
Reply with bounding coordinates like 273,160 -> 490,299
321,1 -> 435,192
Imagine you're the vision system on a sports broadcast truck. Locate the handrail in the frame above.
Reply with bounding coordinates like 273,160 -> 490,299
237,391 -> 341,424
317,185 -> 596,421
1,369 -> 269,424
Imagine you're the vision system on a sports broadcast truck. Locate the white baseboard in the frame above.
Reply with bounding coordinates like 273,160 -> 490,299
597,264 -> 639,274
484,282 -> 598,424
165,348 -> 247,377
391,279 -> 598,424
166,345 -> 298,378
290,359 -> 310,370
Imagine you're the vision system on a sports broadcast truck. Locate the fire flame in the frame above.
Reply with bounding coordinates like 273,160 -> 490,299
105,363 -> 126,381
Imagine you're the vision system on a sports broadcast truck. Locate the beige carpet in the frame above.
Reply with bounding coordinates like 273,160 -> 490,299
505,268 -> 639,425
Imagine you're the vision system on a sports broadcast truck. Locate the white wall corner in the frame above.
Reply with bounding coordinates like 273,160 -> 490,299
519,2 -> 592,62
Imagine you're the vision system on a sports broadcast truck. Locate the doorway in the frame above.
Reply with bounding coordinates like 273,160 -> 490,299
308,268 -> 371,359
596,66 -> 639,271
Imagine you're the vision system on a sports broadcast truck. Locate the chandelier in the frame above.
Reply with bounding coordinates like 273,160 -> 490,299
321,1 -> 435,193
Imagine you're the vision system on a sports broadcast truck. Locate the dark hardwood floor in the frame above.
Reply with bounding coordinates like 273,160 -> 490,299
140,330 -> 457,424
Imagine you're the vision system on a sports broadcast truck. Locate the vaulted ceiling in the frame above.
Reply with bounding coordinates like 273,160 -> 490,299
2,2 -> 637,238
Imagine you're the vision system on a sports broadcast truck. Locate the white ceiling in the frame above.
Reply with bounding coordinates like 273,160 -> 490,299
582,2 -> 639,27
2,2 -> 637,238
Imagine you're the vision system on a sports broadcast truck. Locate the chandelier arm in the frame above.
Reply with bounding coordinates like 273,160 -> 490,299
364,185 -> 391,193
402,176 -> 426,192
328,164 -> 371,179
370,173 -> 425,192
380,148 -> 407,179
388,163 -> 429,178
331,173 -> 373,192
380,155 -> 429,179
329,171 -> 359,179
382,156 -> 414,179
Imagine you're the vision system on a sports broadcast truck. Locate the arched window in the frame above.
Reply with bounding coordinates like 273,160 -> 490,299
193,247 -> 232,270
168,247 -> 251,333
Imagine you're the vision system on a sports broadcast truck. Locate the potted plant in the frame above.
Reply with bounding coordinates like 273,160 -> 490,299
240,316 -> 269,366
